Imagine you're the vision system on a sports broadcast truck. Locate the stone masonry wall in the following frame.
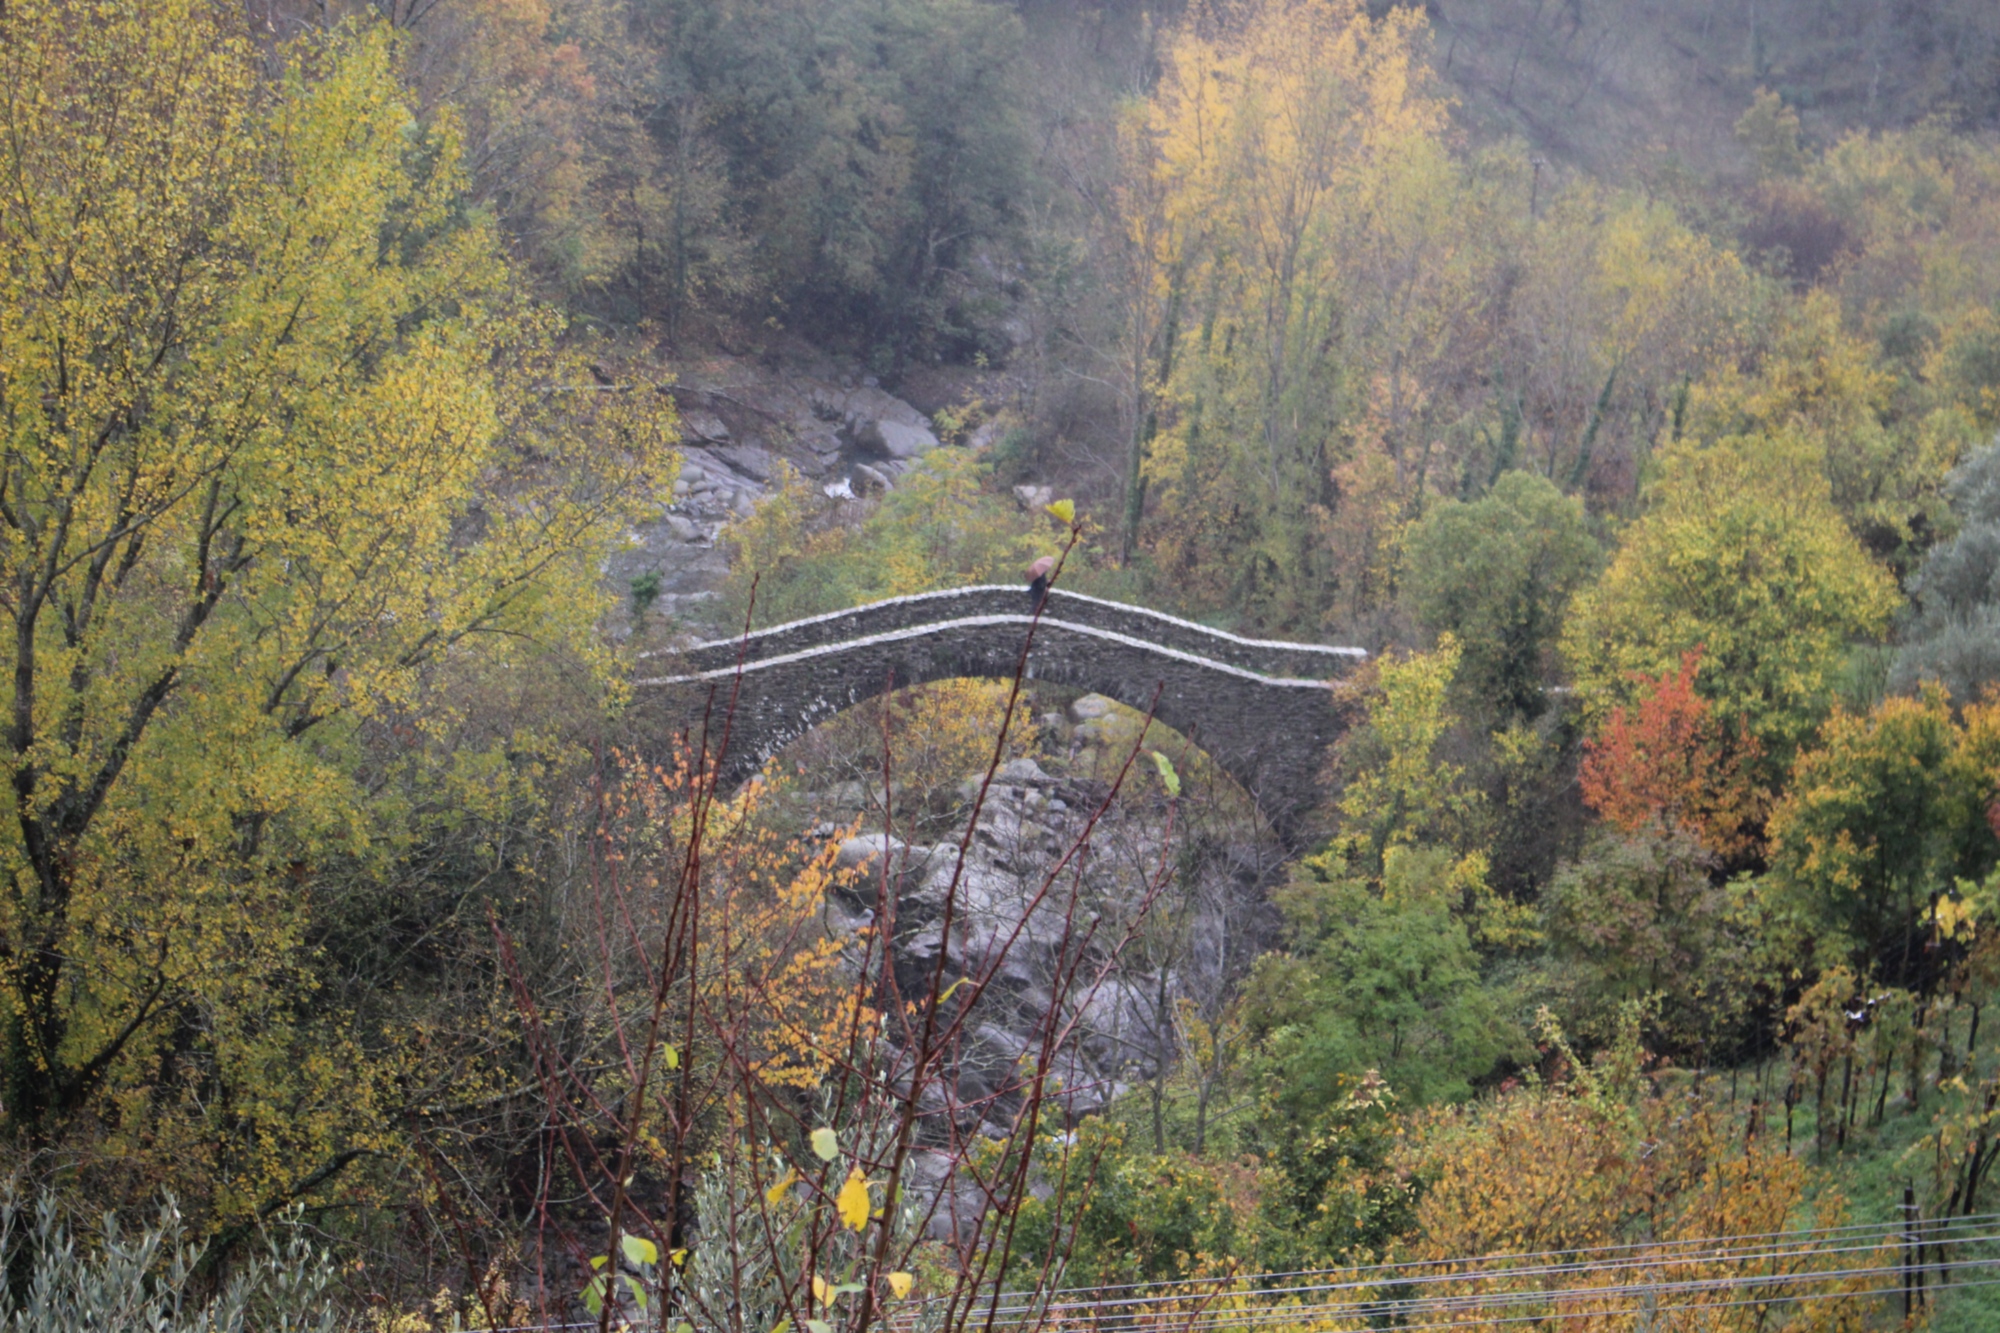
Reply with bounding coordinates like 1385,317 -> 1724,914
637,608 -> 1363,846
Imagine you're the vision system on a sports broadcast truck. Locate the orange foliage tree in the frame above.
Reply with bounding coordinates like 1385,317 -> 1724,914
1578,649 -> 1766,864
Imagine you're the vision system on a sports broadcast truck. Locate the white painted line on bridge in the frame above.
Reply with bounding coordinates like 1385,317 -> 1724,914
634,614 -> 1352,691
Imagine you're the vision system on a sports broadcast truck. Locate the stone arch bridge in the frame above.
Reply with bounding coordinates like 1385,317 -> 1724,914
636,587 -> 1366,846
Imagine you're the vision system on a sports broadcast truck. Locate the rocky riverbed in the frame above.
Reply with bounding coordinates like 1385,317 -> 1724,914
603,351 -> 1010,645
782,690 -> 1286,1232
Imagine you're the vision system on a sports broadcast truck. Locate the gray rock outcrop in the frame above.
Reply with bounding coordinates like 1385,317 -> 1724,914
607,358 -> 955,644
810,384 -> 941,460
814,750 -> 1282,1236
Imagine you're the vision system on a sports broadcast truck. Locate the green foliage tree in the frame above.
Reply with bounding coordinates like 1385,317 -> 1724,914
637,0 -> 1031,360
0,0 -> 669,1218
1891,435 -> 2000,701
1247,845 -> 1521,1109
1018,1083 -> 1418,1283
1250,1071 -> 1415,1270
1403,471 -> 1598,718
1735,88 -> 1808,179
1542,829 -> 1754,1053
1011,1121 -> 1243,1287
722,450 -> 1059,626
1764,687 -> 2000,986
1562,431 -> 1900,783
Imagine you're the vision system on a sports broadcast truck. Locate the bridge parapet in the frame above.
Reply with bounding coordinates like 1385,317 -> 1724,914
654,586 -> 1365,681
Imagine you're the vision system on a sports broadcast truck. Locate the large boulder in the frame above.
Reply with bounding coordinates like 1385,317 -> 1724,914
810,385 -> 940,460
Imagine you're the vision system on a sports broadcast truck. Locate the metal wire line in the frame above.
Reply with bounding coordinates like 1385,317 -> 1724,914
484,1280 -> 2000,1333
946,1244 -> 2000,1333
927,1225 -> 2000,1333
1057,1252 -> 2000,1325
961,1208 -> 2000,1308
455,1214 -> 2000,1331
1072,1271 -> 2000,1333
457,1261 -> 1996,1333
961,1218 -> 2000,1323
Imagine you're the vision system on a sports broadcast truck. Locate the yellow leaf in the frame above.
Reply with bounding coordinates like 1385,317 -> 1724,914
765,1167 -> 798,1204
1045,497 -> 1076,525
1939,894 -> 1977,942
811,1274 -> 830,1305
836,1166 -> 870,1232
887,1272 -> 914,1299
810,1126 -> 839,1161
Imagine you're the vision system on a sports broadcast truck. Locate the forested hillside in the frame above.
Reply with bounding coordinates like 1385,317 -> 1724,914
8,0 -> 2000,1328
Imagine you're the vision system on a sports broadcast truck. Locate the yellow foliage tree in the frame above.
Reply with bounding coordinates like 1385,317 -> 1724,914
0,1 -> 672,1220
1137,0 -> 1460,627
604,752 -> 868,1094
278,0 -> 748,312
1513,184 -> 1752,486
1403,1075 -> 1871,1331
1334,636 -> 1480,864
1763,688 -> 2000,984
1127,0 -> 1752,633
1562,431 -> 1898,781
1688,289 -> 1974,570
784,678 -> 1040,829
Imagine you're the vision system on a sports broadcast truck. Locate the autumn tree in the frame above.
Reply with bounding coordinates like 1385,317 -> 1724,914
1562,430 -> 1899,785
1098,95 -> 1194,565
1765,688 -> 2000,986
1505,183 -> 1753,498
1135,0 -> 1469,627
1686,291 -> 1973,575
0,0 -> 671,1220
1578,649 -> 1765,862
1401,1071 -> 1865,1333
1119,0 -> 1765,633
263,0 -> 692,307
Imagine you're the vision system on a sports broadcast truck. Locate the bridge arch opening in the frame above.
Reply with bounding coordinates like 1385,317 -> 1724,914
758,677 -> 1277,850
744,675 -> 1291,1134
